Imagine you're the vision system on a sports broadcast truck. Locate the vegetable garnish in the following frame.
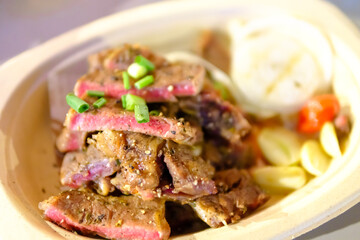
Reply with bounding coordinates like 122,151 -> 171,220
257,127 -> 301,166
135,55 -> 155,71
320,122 -> 342,158
125,94 -> 146,111
121,94 -> 127,109
149,110 -> 160,116
301,140 -> 331,176
213,81 -> 230,100
86,90 -> 105,97
127,63 -> 147,79
122,71 -> 131,90
135,75 -> 154,89
297,94 -> 340,133
252,166 -> 307,193
134,104 -> 150,123
66,93 -> 89,113
93,97 -> 107,109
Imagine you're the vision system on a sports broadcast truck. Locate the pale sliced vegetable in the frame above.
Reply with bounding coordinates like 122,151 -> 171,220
252,166 -> 307,193
301,140 -> 331,176
257,127 -> 301,166
320,122 -> 342,158
228,16 -> 333,115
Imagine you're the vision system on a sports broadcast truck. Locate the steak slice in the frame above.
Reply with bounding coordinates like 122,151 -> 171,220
165,202 -> 208,236
104,131 -> 164,200
163,141 -> 217,197
87,44 -> 167,73
60,145 -> 120,189
74,63 -> 205,102
202,138 -> 255,171
61,130 -> 165,200
39,190 -> 170,240
190,169 -> 269,227
64,98 -> 203,145
179,87 -> 251,145
56,128 -> 87,153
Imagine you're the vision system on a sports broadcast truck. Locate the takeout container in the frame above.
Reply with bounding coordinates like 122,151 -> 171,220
1,0 -> 360,239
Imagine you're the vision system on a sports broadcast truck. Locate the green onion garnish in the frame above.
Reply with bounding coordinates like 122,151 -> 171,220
135,55 -> 155,71
125,94 -> 146,111
93,97 -> 107,109
121,94 -> 127,109
86,90 -> 105,97
149,110 -> 160,116
122,71 -> 131,90
213,81 -> 230,101
127,63 -> 147,79
134,75 -> 154,89
134,104 -> 150,123
66,93 -> 89,113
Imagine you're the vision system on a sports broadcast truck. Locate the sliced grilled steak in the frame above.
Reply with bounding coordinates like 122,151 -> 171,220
56,128 -> 87,153
39,190 -> 170,240
202,138 -> 254,171
87,44 -> 167,72
64,98 -> 203,145
107,131 -> 164,200
191,169 -> 268,227
60,145 -> 120,189
165,202 -> 208,236
179,87 -> 251,144
77,44 -> 205,102
75,63 -> 205,102
163,141 -> 217,197
61,130 -> 164,200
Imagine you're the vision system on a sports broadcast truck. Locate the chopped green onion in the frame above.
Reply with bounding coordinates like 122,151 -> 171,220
134,104 -> 150,123
86,90 -> 105,97
135,75 -> 154,89
93,97 -> 107,109
121,94 -> 127,109
125,94 -> 146,111
122,71 -> 131,90
66,93 -> 89,113
213,81 -> 230,100
149,110 -> 160,116
135,55 -> 155,71
127,63 -> 147,79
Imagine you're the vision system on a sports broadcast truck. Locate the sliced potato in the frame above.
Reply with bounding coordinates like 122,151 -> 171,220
301,140 -> 331,176
320,122 -> 342,158
257,127 -> 301,166
252,166 -> 307,194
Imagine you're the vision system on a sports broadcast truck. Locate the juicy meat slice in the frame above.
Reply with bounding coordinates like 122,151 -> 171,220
64,98 -> 203,145
74,63 -> 205,102
88,44 -> 167,73
191,169 -> 268,227
60,145 -> 120,189
39,190 -> 170,240
104,131 -> 164,200
163,141 -> 217,197
61,130 -> 165,200
202,138 -> 254,171
165,202 -> 208,236
179,87 -> 251,144
56,128 -> 87,153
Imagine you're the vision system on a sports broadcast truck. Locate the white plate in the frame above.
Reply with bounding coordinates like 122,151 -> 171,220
1,0 -> 360,239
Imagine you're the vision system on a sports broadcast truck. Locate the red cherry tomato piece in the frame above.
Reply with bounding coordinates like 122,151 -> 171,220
297,94 -> 340,133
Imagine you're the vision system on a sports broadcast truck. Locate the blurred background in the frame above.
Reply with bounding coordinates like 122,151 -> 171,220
1,0 -> 360,239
